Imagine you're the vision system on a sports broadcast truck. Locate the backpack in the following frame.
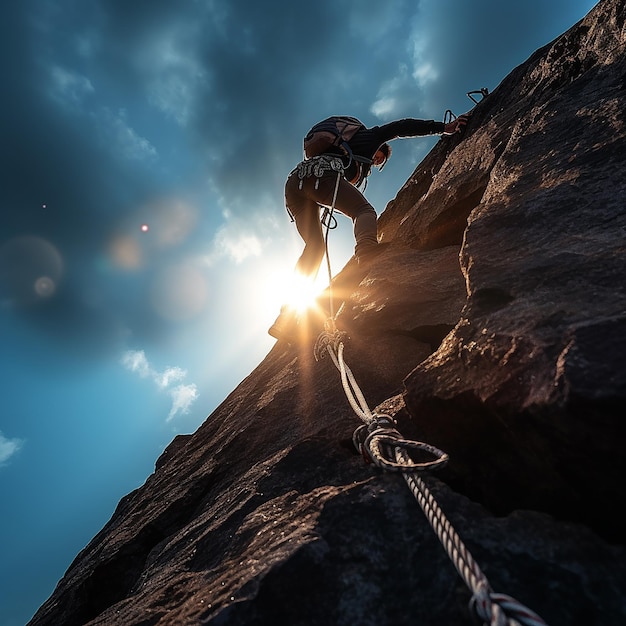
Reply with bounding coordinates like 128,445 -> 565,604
303,116 -> 365,160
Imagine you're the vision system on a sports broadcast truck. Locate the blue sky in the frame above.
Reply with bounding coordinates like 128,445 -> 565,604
0,1 -> 597,623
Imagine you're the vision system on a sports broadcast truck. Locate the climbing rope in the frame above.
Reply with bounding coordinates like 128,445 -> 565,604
314,325 -> 548,626
321,168 -> 343,321
400,453 -> 548,626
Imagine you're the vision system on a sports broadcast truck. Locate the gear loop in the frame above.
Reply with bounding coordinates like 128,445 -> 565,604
296,155 -> 345,183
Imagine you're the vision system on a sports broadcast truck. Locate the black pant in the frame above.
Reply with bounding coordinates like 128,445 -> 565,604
284,169 -> 378,278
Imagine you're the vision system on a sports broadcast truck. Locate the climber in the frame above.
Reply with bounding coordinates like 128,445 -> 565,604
268,113 -> 470,341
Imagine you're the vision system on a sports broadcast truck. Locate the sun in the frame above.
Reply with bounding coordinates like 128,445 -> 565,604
286,272 -> 327,313
258,264 -> 328,322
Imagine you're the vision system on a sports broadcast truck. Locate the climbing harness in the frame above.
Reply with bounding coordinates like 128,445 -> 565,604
296,154 -> 345,190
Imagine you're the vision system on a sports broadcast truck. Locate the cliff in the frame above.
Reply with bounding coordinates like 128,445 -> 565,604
30,0 -> 626,624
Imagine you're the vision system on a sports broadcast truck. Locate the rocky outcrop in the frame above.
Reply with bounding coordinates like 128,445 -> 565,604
30,1 -> 626,624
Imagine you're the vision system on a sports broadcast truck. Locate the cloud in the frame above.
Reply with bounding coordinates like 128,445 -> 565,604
49,65 -> 95,109
213,230 -> 263,265
121,349 -> 151,378
201,212 -> 279,267
156,366 -> 186,389
371,64 -> 429,120
139,23 -> 206,126
167,384 -> 199,423
121,350 -> 198,421
0,431 -> 24,467
98,107 -> 158,162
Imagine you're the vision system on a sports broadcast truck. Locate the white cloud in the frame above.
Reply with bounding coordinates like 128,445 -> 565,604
0,431 -> 24,467
413,61 -> 438,87
121,350 -> 198,421
201,216 -> 267,267
47,61 -> 156,162
370,11 -> 441,120
370,96 -> 396,119
409,33 -> 439,88
121,349 -> 151,377
371,65 -> 424,120
167,384 -> 199,422
217,231 -> 263,264
156,366 -> 186,389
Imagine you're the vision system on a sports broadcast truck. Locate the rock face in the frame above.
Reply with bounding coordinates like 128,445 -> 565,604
30,1 -> 626,624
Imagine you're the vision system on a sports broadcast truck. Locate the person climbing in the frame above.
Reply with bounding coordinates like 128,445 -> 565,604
269,113 -> 470,341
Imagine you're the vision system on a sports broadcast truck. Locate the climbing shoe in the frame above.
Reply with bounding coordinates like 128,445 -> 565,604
356,242 -> 388,265
268,306 -> 299,342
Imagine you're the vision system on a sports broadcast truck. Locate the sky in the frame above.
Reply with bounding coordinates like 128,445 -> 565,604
0,1 -> 598,623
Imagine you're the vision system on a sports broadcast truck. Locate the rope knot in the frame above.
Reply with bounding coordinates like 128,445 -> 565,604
352,414 -> 397,464
352,415 -> 449,473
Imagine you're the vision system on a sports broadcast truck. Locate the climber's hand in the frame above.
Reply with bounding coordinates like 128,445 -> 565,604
443,113 -> 470,135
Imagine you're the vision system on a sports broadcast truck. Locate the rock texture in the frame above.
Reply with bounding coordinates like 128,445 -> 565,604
30,1 -> 626,624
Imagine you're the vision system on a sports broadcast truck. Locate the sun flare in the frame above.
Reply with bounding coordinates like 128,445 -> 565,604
260,266 -> 328,322
286,273 -> 326,313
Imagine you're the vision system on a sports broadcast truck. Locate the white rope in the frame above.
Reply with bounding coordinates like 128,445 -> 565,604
315,330 -> 549,626
335,342 -> 374,423
399,454 -> 547,625
323,169 -> 343,321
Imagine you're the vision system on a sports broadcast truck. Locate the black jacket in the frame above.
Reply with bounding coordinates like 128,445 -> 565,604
342,118 -> 445,185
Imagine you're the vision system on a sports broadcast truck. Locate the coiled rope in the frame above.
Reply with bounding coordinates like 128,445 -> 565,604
314,325 -> 548,626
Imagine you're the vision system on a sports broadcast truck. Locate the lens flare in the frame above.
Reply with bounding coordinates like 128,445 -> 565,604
109,235 -> 143,269
287,273 -> 323,313
0,236 -> 63,306
34,276 -> 56,298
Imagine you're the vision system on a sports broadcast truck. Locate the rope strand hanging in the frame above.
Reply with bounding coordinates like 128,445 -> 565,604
321,168 -> 343,322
